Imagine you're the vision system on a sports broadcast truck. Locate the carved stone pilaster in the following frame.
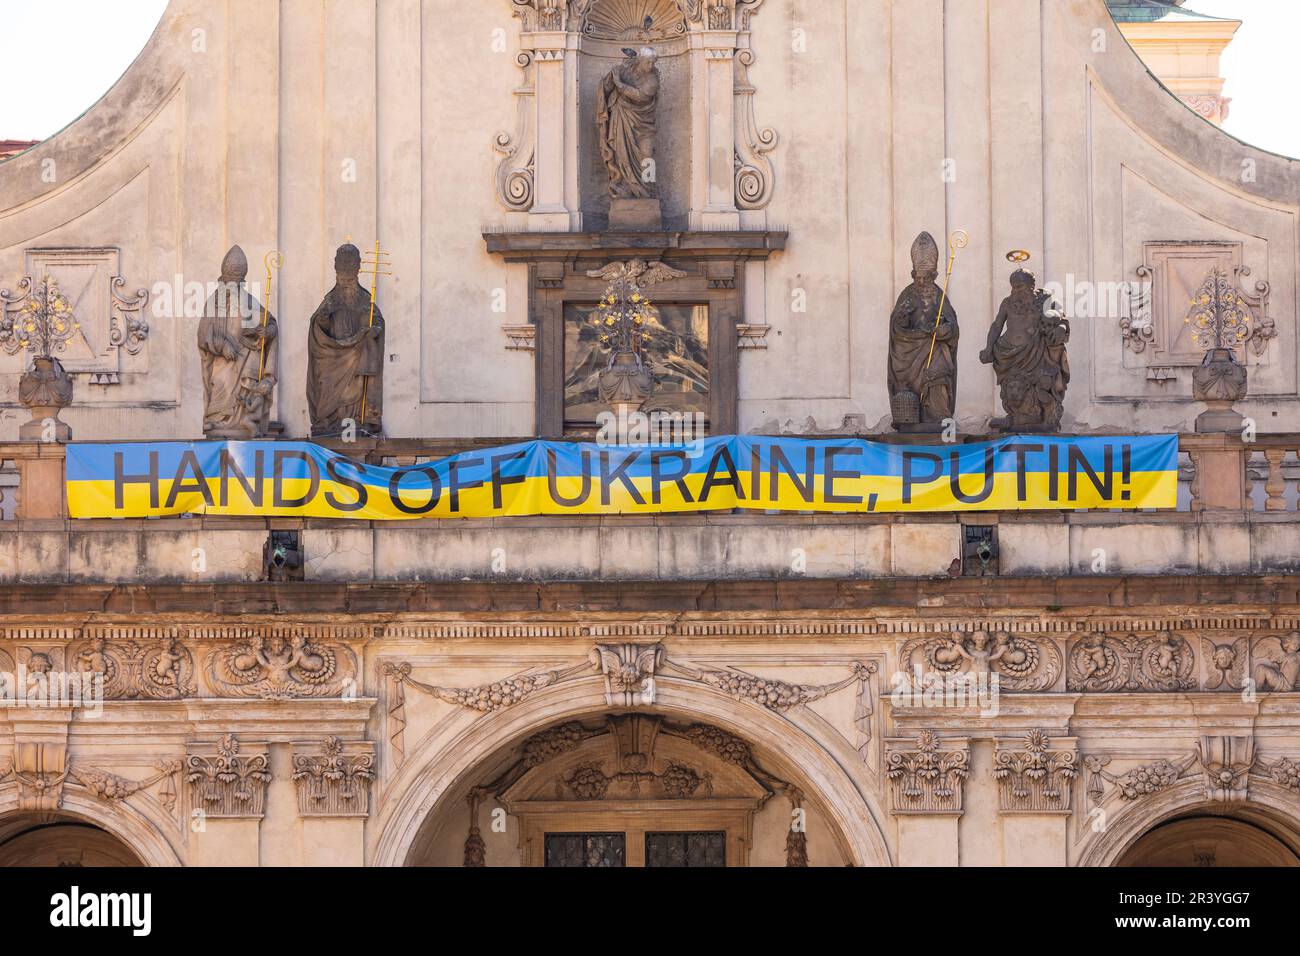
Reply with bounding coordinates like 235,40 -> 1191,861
291,737 -> 376,817
185,735 -> 271,820
993,731 -> 1078,813
886,731 -> 970,814
502,2 -> 583,230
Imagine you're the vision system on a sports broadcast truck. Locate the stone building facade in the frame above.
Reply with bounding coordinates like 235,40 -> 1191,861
1107,0 -> 1239,126
0,0 -> 1298,867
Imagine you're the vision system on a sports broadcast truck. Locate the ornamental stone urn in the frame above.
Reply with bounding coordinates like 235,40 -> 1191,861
18,355 -> 73,441
1192,346 -> 1246,434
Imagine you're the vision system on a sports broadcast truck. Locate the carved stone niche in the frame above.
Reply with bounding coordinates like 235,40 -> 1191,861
498,1 -> 777,233
484,231 -> 785,436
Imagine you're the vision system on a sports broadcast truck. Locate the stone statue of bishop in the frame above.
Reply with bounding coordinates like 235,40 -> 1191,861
197,245 -> 278,438
887,232 -> 959,431
306,243 -> 385,437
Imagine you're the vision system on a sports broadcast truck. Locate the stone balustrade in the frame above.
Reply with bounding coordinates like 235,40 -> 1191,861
0,435 -> 1296,586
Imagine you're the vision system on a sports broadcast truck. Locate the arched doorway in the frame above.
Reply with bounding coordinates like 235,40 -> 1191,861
401,710 -> 859,867
0,813 -> 145,867
372,674 -> 892,867
1117,814 -> 1300,867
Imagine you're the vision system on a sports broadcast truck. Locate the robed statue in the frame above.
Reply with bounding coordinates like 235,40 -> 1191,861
307,243 -> 384,437
888,232 -> 959,431
981,268 -> 1070,432
597,47 -> 661,200
197,245 -> 277,438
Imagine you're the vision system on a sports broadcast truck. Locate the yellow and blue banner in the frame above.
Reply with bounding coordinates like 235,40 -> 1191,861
66,434 -> 1178,520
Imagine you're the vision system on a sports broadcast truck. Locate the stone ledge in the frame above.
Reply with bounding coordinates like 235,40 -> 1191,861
2,574 -> 1298,616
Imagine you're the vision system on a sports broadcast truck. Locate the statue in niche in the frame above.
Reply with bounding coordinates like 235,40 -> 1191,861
197,245 -> 278,438
307,244 -> 385,437
597,46 -> 662,229
981,269 -> 1070,432
888,232 -> 959,431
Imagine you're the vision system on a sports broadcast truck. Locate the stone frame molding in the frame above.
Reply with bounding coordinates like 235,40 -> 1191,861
482,233 -> 786,436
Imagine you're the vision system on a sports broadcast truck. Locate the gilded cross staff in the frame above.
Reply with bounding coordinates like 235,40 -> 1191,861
921,229 -> 969,399
258,250 -> 283,382
359,240 -> 392,425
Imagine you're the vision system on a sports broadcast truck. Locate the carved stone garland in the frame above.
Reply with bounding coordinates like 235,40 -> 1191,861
1083,735 -> 1259,807
1,754 -> 181,814
384,647 -> 874,766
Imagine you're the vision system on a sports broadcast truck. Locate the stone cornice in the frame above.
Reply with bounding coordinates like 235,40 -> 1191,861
3,603 -> 1300,642
4,575 -> 1300,618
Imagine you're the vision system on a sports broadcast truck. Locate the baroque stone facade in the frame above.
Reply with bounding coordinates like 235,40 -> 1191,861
0,0 -> 1298,868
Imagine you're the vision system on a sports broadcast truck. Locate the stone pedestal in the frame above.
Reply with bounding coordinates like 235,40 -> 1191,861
18,406 -> 71,442
1194,403 -> 1245,434
609,198 -> 662,231
15,455 -> 67,519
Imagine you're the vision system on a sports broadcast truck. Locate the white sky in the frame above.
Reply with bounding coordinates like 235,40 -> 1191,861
0,0 -> 1295,158
0,0 -> 170,142
1182,0 -> 1300,159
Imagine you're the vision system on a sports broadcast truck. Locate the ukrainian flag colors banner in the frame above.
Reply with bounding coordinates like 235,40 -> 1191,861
66,435 -> 1178,520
